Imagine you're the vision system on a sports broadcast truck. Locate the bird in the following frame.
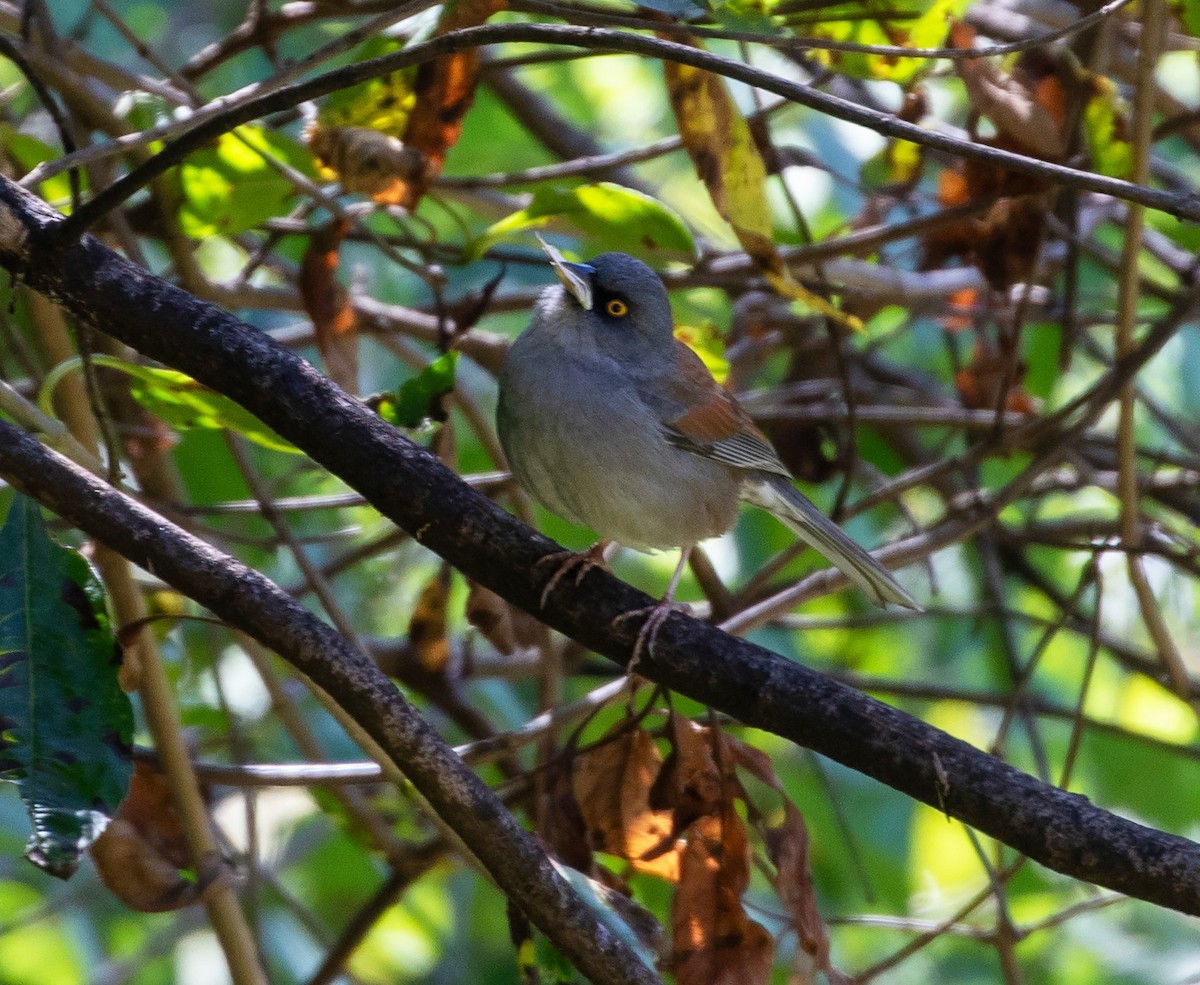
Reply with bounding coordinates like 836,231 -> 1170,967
496,243 -> 918,665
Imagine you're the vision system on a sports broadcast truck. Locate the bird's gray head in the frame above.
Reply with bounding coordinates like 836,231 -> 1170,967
535,251 -> 675,355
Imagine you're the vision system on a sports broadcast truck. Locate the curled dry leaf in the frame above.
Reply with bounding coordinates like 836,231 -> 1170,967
572,727 -> 682,881
306,124 -> 429,206
954,340 -> 1037,414
299,217 -> 359,393
393,0 -> 508,209
465,580 -> 543,656
766,803 -> 830,983
951,22 -> 1067,159
672,804 -> 774,985
721,732 -> 834,983
652,712 -> 723,837
91,761 -> 227,912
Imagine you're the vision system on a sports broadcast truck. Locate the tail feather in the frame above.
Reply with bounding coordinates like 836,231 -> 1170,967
743,475 -> 919,610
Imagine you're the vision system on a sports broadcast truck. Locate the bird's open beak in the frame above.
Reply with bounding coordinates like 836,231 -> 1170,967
536,235 -> 595,311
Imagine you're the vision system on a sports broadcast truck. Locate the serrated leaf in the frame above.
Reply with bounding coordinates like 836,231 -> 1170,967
374,351 -> 460,429
178,124 -> 314,238
470,183 -> 696,262
0,495 -> 134,878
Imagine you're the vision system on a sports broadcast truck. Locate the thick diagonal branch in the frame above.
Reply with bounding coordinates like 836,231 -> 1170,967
3,177 -> 1200,917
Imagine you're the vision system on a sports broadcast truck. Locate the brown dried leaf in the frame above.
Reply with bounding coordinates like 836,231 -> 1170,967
409,565 -> 452,674
672,806 -> 773,985
306,124 -> 429,206
952,21 -> 1066,159
954,340 -> 1036,414
652,712 -> 723,835
721,732 -> 836,982
299,218 -> 359,393
466,580 -> 543,656
573,727 -> 682,881
766,803 -> 830,979
395,0 -> 507,209
542,757 -> 594,875
924,179 -> 1047,289
91,762 -> 226,912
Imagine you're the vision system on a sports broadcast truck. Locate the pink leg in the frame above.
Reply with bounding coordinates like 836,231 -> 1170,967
536,540 -> 613,608
613,546 -> 693,673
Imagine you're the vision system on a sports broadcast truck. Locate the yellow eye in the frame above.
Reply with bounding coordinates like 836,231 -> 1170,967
606,298 -> 629,318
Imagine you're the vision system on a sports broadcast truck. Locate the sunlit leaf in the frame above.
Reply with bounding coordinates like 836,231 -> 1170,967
317,36 -> 417,137
1083,74 -> 1133,178
0,496 -> 134,879
664,49 -> 774,262
110,361 -> 300,453
675,323 -> 730,384
471,182 -> 696,261
178,125 -> 313,238
802,0 -> 968,83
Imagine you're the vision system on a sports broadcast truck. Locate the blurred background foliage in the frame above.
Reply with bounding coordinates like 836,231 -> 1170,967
1,0 -> 1200,982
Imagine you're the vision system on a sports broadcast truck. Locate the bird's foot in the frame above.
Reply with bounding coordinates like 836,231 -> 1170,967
536,540 -> 612,608
613,598 -> 692,675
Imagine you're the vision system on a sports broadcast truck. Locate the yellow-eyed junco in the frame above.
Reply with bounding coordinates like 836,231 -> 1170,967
497,245 -> 918,661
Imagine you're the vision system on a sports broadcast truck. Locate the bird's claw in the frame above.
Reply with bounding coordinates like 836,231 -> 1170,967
613,599 -> 692,674
536,541 -> 610,607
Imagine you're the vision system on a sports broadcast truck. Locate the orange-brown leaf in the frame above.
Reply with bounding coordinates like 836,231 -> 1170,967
653,712 -> 723,834
573,727 -> 682,880
955,340 -> 1036,413
299,218 -> 359,393
396,0 -> 507,209
765,803 -> 830,977
952,21 -> 1066,160
91,762 -> 226,912
541,757 -> 594,875
409,565 -> 452,674
672,806 -> 773,985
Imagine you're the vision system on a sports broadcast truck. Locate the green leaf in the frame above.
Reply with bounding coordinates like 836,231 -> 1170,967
178,124 -> 314,238
374,351 -> 459,429
1083,75 -> 1133,179
317,36 -> 417,137
801,0 -> 969,83
0,126 -> 86,208
470,183 -> 696,262
40,356 -> 300,454
0,495 -> 134,879
1183,0 -> 1200,35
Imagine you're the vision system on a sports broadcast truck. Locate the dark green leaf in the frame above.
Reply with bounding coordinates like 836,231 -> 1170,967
0,495 -> 134,879
374,352 -> 460,429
